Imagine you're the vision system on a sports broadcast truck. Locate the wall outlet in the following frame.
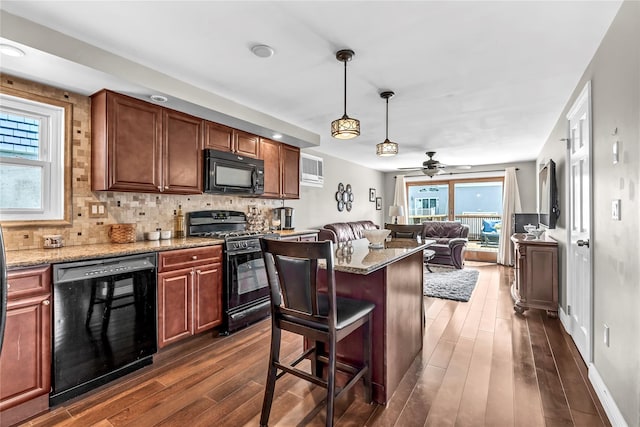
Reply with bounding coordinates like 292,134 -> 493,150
88,202 -> 107,218
603,324 -> 610,347
611,199 -> 621,221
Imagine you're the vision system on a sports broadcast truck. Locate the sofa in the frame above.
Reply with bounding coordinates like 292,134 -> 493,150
385,221 -> 469,269
421,221 -> 469,269
318,220 -> 379,243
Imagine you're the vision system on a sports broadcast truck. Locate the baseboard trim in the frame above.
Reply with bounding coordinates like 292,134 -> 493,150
588,364 -> 628,427
559,306 -> 571,333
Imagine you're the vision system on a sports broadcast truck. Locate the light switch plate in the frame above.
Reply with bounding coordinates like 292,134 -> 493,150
611,199 -> 621,220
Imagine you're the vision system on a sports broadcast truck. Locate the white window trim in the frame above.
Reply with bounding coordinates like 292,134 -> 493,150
0,93 -> 65,221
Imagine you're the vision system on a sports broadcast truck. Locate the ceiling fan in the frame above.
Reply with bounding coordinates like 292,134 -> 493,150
399,151 -> 471,177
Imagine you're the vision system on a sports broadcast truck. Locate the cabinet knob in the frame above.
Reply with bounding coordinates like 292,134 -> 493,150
196,270 -> 201,275
157,186 -> 163,191
165,186 -> 169,190
192,255 -> 198,260
42,300 -> 50,306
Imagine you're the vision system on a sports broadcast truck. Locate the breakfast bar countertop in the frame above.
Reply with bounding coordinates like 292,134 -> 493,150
330,238 -> 434,275
5,237 -> 224,268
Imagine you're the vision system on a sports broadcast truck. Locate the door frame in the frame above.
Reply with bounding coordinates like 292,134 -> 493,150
563,81 -> 594,363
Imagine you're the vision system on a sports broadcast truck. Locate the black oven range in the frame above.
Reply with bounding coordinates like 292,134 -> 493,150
187,210 -> 274,334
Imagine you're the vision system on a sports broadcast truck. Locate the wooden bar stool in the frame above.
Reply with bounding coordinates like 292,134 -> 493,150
259,238 -> 374,427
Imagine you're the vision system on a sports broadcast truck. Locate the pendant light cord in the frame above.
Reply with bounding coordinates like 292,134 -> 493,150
385,97 -> 389,140
343,60 -> 347,116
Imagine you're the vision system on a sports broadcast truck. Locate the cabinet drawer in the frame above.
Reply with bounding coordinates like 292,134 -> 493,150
158,246 -> 222,272
7,265 -> 51,301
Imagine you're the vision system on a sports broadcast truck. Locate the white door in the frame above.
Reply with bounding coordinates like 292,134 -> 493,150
566,82 -> 592,363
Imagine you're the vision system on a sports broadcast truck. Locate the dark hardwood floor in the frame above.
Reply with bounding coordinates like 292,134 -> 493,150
17,262 -> 610,426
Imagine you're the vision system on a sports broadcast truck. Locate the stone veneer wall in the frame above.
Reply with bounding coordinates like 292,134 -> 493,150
0,74 -> 281,251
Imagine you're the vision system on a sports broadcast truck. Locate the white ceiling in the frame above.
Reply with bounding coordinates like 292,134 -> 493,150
0,1 -> 622,172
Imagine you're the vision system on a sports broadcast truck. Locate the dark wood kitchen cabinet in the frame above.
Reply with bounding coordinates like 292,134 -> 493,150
157,246 -> 223,348
92,89 -> 202,194
203,122 -> 260,158
260,138 -> 300,199
0,265 -> 51,425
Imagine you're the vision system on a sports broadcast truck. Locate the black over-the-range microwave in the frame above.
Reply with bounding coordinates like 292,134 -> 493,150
203,149 -> 265,195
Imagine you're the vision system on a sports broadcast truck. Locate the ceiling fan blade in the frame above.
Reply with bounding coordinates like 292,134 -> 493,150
398,166 -> 423,170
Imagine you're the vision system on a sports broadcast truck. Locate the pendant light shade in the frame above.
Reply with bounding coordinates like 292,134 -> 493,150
331,49 -> 360,139
376,91 -> 399,156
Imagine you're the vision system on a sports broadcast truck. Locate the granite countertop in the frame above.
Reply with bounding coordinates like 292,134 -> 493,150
5,237 -> 224,268
330,238 -> 434,275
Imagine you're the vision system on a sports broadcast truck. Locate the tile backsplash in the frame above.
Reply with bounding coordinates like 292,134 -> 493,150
0,74 -> 282,251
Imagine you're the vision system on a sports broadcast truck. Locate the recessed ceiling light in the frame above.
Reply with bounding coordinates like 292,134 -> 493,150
0,44 -> 26,57
251,44 -> 275,58
150,95 -> 168,103
272,133 -> 283,140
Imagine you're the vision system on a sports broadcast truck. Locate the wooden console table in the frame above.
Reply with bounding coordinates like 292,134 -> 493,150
510,233 -> 558,317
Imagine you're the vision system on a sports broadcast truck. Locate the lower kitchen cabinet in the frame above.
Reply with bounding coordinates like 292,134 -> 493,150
0,265 -> 51,425
157,246 -> 222,348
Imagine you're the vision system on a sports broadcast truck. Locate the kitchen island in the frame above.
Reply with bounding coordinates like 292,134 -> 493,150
317,237 -> 433,404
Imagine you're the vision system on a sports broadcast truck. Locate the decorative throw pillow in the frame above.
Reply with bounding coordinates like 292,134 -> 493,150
482,220 -> 501,233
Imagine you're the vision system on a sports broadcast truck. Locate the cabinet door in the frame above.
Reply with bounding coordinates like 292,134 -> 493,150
234,130 -> 260,158
281,144 -> 300,199
203,121 -> 234,152
299,234 -> 318,242
260,138 -> 282,198
193,262 -> 223,334
164,110 -> 203,194
0,295 -> 51,411
157,268 -> 193,348
105,92 -> 163,192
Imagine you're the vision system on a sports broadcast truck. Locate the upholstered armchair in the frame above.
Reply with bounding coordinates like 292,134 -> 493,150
420,221 -> 469,269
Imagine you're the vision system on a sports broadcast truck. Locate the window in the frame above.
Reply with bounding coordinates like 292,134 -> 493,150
406,177 -> 504,241
0,93 -> 66,221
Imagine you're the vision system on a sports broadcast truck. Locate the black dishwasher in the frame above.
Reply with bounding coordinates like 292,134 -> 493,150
51,253 -> 157,406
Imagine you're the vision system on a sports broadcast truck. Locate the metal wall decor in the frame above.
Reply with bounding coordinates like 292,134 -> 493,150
335,182 -> 354,211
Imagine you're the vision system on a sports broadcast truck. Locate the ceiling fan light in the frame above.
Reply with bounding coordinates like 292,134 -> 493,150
331,115 -> 360,139
376,139 -> 398,156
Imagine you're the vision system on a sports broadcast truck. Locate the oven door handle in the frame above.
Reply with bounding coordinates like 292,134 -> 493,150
227,248 -> 263,257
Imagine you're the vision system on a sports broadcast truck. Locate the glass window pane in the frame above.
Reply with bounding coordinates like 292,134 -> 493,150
0,163 -> 42,209
453,182 -> 503,215
0,111 -> 41,160
407,184 -> 449,224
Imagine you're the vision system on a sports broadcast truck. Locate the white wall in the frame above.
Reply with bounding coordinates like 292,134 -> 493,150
538,2 -> 639,424
286,149 -> 386,230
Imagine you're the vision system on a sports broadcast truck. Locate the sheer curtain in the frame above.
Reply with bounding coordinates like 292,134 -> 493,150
498,167 -> 522,265
393,175 -> 408,224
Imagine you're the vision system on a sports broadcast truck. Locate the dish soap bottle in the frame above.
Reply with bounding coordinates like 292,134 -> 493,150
175,205 -> 184,238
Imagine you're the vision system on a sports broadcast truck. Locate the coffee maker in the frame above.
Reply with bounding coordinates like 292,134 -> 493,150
273,207 -> 295,230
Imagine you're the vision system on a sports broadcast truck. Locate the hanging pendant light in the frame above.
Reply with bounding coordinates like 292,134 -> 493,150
331,49 -> 360,139
376,91 -> 399,156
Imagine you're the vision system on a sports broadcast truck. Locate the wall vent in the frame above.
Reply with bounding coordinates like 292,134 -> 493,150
300,153 -> 324,187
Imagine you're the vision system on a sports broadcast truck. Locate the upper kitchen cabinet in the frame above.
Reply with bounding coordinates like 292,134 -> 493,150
260,138 -> 300,199
163,110 -> 203,194
204,122 -> 260,159
92,90 -> 202,194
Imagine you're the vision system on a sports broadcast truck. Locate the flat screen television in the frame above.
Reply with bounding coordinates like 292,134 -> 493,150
538,159 -> 560,229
